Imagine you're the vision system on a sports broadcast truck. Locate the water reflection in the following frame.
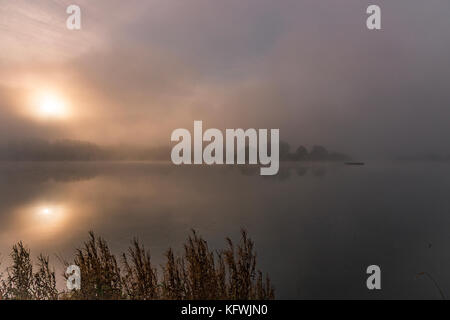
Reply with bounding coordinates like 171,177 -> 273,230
30,204 -> 68,230
238,164 -> 335,180
6,202 -> 74,246
37,205 -> 61,219
0,161 -> 449,299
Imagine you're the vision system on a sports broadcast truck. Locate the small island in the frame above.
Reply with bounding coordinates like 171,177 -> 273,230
278,142 -> 351,162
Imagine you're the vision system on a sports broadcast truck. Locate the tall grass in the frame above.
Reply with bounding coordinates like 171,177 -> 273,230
0,229 -> 274,300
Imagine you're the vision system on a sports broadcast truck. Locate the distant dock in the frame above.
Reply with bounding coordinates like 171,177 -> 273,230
345,162 -> 365,166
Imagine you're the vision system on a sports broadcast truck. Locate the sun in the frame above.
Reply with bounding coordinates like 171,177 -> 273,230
34,91 -> 70,119
40,207 -> 52,216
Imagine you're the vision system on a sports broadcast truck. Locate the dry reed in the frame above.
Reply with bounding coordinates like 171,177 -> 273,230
0,229 -> 274,300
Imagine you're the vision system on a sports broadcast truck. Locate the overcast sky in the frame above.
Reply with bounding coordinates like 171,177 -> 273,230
0,0 -> 449,158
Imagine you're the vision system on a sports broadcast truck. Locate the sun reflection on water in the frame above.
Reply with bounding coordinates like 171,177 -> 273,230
36,205 -> 64,221
11,203 -> 72,240
34,204 -> 67,226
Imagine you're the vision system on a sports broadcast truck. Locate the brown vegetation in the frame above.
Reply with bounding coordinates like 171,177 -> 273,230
0,230 -> 274,300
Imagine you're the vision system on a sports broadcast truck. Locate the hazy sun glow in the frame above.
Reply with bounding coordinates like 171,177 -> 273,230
33,91 -> 70,119
39,207 -> 53,217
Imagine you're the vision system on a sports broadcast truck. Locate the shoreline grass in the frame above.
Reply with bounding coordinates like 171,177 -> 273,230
0,229 -> 274,300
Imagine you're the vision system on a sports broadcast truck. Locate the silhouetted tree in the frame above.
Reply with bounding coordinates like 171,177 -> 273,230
309,145 -> 329,160
289,146 -> 308,161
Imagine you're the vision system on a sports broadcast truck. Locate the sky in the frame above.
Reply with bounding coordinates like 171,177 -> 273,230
0,0 -> 450,158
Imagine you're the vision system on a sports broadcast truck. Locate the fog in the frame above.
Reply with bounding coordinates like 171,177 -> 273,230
1,0 -> 450,159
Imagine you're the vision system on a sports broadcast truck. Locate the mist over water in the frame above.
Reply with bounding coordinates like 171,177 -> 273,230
1,161 -> 449,299
1,0 -> 450,302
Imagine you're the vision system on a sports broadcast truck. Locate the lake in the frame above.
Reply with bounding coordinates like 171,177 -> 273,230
0,161 -> 449,299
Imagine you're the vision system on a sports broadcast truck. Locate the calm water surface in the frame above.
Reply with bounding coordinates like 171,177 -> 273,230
1,161 -> 450,299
